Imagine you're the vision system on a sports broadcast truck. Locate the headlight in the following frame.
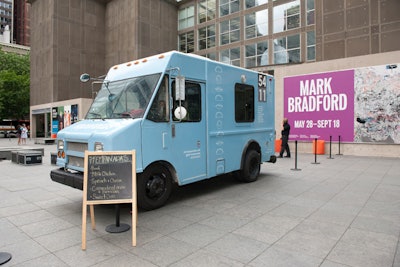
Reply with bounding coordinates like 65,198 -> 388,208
94,142 -> 103,151
57,140 -> 64,150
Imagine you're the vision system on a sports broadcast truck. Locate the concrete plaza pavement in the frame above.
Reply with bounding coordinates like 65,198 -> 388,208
0,137 -> 399,267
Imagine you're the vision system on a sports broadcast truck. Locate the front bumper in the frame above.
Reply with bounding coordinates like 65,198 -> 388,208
50,168 -> 84,190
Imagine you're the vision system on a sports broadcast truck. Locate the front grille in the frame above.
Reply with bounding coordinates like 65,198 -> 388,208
66,142 -> 88,170
68,142 -> 88,152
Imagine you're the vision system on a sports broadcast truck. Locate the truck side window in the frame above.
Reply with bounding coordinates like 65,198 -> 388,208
148,76 -> 170,122
235,83 -> 254,122
172,81 -> 201,122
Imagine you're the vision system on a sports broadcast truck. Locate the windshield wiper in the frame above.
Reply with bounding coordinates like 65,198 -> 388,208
112,112 -> 133,119
87,112 -> 102,119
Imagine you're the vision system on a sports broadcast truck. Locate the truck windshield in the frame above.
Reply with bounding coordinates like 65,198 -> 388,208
86,73 -> 161,119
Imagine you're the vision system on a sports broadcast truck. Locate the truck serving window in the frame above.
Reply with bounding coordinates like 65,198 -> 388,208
172,81 -> 201,122
235,83 -> 254,122
86,73 -> 161,119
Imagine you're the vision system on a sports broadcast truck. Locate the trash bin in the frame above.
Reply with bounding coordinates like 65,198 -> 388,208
312,140 -> 325,154
275,139 -> 281,153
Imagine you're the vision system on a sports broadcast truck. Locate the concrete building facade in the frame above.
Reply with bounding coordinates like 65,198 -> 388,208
28,0 -> 400,157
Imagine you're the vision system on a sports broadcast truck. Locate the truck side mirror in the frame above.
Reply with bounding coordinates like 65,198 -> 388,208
174,106 -> 187,120
175,75 -> 185,101
80,73 -> 91,83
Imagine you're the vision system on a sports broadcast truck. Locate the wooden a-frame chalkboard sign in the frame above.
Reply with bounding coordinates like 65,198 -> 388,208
81,150 -> 137,250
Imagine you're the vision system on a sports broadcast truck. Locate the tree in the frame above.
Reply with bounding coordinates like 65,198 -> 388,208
0,49 -> 30,120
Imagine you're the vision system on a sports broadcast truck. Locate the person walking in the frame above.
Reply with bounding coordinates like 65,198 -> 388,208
20,124 -> 28,145
279,118 -> 291,158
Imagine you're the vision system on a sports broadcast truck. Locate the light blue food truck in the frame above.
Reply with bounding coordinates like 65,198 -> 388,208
50,51 -> 276,210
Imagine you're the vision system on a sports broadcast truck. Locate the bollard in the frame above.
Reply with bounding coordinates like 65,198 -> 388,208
328,135 -> 334,159
311,138 -> 320,164
336,135 -> 343,155
291,140 -> 301,171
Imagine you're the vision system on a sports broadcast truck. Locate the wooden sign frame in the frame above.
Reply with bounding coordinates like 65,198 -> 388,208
81,150 -> 137,250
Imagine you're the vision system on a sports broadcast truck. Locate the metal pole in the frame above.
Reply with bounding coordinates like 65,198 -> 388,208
337,135 -> 343,155
291,140 -> 301,171
328,135 -> 334,159
311,138 -> 320,164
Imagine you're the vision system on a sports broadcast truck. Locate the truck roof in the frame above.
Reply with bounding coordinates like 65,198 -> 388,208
105,51 -> 262,82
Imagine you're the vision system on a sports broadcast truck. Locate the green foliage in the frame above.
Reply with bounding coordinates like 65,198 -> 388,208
0,49 -> 30,120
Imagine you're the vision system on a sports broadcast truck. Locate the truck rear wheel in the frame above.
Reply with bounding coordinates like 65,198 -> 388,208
236,150 -> 261,183
137,164 -> 172,211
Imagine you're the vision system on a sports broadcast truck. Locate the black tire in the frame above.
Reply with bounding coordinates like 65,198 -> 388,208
237,150 -> 261,183
137,164 -> 172,211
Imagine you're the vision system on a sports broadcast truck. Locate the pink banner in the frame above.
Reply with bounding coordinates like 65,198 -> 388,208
284,70 -> 354,142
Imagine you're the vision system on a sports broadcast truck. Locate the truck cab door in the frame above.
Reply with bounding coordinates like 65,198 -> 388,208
170,80 -> 207,185
141,76 -> 207,185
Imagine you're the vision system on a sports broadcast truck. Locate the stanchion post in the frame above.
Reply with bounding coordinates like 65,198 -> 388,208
328,135 -> 334,159
336,135 -> 343,155
311,138 -> 320,164
291,140 -> 301,171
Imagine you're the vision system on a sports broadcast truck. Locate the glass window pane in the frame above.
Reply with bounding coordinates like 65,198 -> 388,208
232,60 -> 241,67
231,30 -> 240,42
307,46 -> 315,61
245,0 -> 256,8
235,84 -> 254,122
245,13 -> 256,27
208,52 -> 216,60
231,18 -> 240,30
287,34 -> 300,49
187,17 -> 194,28
307,10 -> 315,25
220,20 -> 229,33
199,39 -> 207,50
307,0 -> 314,10
246,44 -> 256,57
220,4 -> 229,16
178,9 -> 186,19
307,31 -> 315,45
198,13 -> 206,24
246,57 -> 256,68
220,33 -> 230,45
274,39 -> 288,64
246,0 -> 268,9
288,49 -> 300,63
246,26 -> 256,39
199,28 -> 206,39
231,0 -> 240,13
231,48 -> 240,60
256,10 -> 268,36
208,25 -> 215,36
287,14 -> 299,30
188,6 -> 194,16
208,36 -> 216,47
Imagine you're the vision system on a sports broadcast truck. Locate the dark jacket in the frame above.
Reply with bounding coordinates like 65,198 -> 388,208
281,122 -> 290,136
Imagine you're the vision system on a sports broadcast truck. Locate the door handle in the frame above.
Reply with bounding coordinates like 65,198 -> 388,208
171,124 -> 175,138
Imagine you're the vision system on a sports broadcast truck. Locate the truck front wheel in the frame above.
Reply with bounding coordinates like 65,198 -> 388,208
236,150 -> 261,183
137,164 -> 172,211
